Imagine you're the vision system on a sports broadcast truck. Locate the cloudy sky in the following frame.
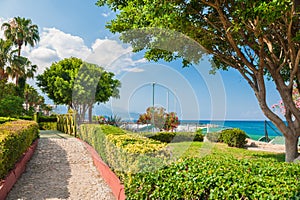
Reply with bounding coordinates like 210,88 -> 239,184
0,0 -> 283,120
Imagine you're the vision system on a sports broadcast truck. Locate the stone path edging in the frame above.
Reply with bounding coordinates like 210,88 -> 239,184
0,139 -> 38,200
79,139 -> 126,200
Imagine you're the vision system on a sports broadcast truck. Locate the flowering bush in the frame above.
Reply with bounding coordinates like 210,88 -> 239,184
272,84 -> 300,113
137,107 -> 180,131
97,115 -> 107,124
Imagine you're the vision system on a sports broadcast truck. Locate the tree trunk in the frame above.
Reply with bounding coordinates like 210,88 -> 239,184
88,105 -> 93,123
285,133 -> 299,162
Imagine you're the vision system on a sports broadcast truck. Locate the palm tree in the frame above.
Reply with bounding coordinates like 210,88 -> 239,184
0,39 -> 17,81
6,57 -> 37,86
1,17 -> 39,57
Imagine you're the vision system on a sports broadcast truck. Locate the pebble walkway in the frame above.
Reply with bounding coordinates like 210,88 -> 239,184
6,131 -> 115,200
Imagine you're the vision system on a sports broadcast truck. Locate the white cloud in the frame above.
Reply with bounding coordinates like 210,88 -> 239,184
0,17 -> 9,39
1,24 -> 145,75
22,27 -> 92,73
86,38 -> 146,74
101,12 -> 111,18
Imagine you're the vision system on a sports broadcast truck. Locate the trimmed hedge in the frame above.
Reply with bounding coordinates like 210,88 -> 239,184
139,131 -> 204,143
38,115 -> 57,122
126,156 -> 300,199
78,124 -> 172,181
0,117 -> 17,124
18,115 -> 33,120
39,122 -> 57,130
0,120 -> 39,179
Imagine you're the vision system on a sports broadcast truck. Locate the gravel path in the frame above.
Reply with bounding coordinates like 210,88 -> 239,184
6,133 -> 115,200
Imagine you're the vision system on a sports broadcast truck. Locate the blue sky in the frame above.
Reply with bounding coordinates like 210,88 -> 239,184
0,0 -> 283,120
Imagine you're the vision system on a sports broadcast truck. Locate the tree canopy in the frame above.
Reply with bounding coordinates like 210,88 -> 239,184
98,0 -> 300,162
37,57 -> 121,122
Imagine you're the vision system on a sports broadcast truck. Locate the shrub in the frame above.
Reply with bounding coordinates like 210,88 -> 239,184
0,120 -> 39,179
139,131 -> 204,143
78,124 -> 172,181
125,156 -> 300,199
221,128 -> 247,148
38,115 -> 57,122
18,115 -> 33,120
39,122 -> 57,130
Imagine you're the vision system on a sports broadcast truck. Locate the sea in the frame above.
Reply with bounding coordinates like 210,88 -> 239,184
182,120 -> 283,141
125,120 -> 283,141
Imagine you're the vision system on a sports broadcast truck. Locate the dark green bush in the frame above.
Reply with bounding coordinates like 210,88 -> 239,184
221,128 -> 247,148
0,120 -> 39,179
126,156 -> 300,199
39,122 -> 57,130
38,115 -> 57,122
139,131 -> 204,143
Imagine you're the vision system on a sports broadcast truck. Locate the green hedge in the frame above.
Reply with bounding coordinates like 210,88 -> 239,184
126,156 -> 300,199
221,128 -> 247,148
38,115 -> 57,122
139,131 -> 204,143
39,122 -> 57,130
57,114 -> 76,135
206,129 -> 247,148
0,117 -> 17,124
78,124 -> 172,181
0,120 -> 39,179
18,115 -> 33,120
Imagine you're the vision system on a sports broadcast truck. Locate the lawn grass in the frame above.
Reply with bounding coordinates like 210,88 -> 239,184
169,141 -> 285,162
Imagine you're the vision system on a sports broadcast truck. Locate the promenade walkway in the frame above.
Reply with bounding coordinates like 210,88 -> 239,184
6,130 -> 115,200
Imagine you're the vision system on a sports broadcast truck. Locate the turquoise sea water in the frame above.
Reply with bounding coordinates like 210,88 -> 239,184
195,120 -> 282,140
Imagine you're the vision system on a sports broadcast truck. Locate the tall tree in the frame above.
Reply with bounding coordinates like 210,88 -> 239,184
1,17 -> 39,57
37,57 -> 121,122
6,57 -> 37,86
1,17 -> 39,90
24,84 -> 44,112
0,39 -> 16,81
98,0 -> 300,162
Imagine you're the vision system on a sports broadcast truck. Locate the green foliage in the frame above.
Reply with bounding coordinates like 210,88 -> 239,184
0,120 -> 39,179
39,122 -> 57,130
23,84 -> 45,113
126,156 -> 300,199
78,124 -> 171,181
36,57 -> 82,107
139,131 -> 204,143
38,115 -> 57,122
37,58 -> 120,121
0,95 -> 25,117
137,107 -> 180,131
0,117 -> 17,124
221,128 -> 247,148
106,115 -> 122,126
57,114 -> 76,135
97,0 -> 300,162
18,115 -> 33,120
